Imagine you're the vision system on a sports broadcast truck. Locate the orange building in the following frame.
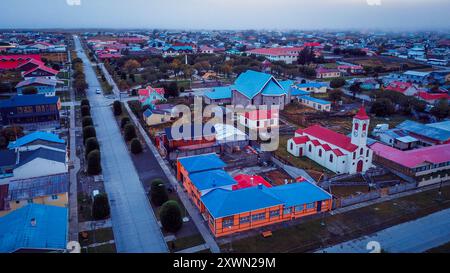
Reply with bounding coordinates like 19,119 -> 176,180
177,153 -> 333,237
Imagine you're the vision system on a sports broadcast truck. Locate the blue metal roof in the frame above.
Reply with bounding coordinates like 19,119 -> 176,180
143,109 -> 153,118
233,70 -> 282,99
178,153 -> 226,173
397,120 -> 450,142
189,169 -> 237,191
279,80 -> 294,91
296,82 -> 327,89
201,182 -> 332,219
17,148 -> 66,168
291,89 -> 310,96
427,121 -> 450,132
0,150 -> 16,167
263,182 -> 332,208
201,187 -> 284,219
302,96 -> 331,105
261,80 -> 286,96
8,131 -> 65,149
0,94 -> 59,108
0,204 -> 68,253
204,86 -> 232,100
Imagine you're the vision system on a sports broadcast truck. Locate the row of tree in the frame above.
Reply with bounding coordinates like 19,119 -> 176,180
81,99 -> 102,175
114,101 -> 143,154
150,179 -> 183,233
72,55 -> 89,97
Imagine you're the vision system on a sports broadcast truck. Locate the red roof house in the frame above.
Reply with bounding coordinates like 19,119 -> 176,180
0,54 -> 42,70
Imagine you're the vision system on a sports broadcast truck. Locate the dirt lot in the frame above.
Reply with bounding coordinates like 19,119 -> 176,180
345,56 -> 430,72
261,169 -> 293,186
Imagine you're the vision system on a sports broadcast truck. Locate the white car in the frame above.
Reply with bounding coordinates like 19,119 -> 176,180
96,88 -> 101,94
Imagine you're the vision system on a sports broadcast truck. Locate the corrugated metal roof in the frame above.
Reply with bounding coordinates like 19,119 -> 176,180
7,131 -> 65,149
17,148 -> 66,168
189,169 -> 237,191
8,173 -> 69,201
0,204 -> 68,253
397,120 -> 450,142
178,153 -> 226,173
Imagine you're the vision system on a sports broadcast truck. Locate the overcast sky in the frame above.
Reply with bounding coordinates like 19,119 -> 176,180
1,0 -> 449,30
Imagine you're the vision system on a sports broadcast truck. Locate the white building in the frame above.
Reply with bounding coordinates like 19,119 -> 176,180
287,107 -> 373,174
238,109 -> 279,130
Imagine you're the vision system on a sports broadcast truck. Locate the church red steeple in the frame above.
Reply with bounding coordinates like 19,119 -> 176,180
355,106 -> 369,120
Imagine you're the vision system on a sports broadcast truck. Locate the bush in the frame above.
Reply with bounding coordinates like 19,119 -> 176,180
371,98 -> 395,117
121,117 -> 131,129
81,105 -> 91,117
130,138 -> 143,154
85,137 -> 99,159
150,179 -> 169,206
80,99 -> 90,107
87,149 -> 101,175
160,200 -> 183,233
330,78 -> 346,89
113,100 -> 122,116
124,123 -> 137,142
83,126 -> 96,144
82,116 -> 93,127
92,193 -> 110,220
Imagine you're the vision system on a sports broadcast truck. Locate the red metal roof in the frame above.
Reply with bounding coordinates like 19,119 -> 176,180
417,91 -> 450,101
332,149 -> 345,157
311,139 -> 321,146
232,174 -> 272,190
303,124 -> 358,152
247,47 -> 303,57
322,144 -> 332,151
385,81 -> 414,94
244,109 -> 279,121
0,54 -> 41,70
292,136 -> 309,144
371,142 -> 450,168
23,65 -> 59,76
355,106 -> 369,120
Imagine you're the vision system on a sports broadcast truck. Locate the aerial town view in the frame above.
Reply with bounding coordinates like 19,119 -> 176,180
0,0 -> 449,270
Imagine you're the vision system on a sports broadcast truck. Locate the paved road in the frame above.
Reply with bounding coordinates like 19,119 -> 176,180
317,207 -> 450,253
73,35 -> 168,253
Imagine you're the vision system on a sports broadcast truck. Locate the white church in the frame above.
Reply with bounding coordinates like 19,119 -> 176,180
287,107 -> 373,174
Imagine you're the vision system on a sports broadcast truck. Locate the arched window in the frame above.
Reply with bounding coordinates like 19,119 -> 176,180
308,144 -> 312,152
353,152 -> 356,160
319,149 -> 322,157
366,149 -> 369,157
360,148 -> 364,155
329,154 -> 333,163
290,142 -> 293,150
363,124 -> 367,132
355,123 -> 359,131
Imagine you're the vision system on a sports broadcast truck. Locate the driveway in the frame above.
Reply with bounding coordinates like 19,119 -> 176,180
73,35 -> 168,253
317,207 -> 450,253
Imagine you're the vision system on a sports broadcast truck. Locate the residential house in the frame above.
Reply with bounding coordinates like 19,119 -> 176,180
416,91 -> 450,104
204,86 -> 232,105
297,96 -> 331,112
7,131 -> 66,152
0,174 -> 68,216
16,78 -> 59,96
384,81 -> 418,96
0,204 -> 68,253
23,65 -> 58,80
143,109 -> 172,126
287,107 -> 373,174
0,54 -> 41,71
403,71 -> 431,85
138,86 -> 166,107
160,123 -> 216,151
0,94 -> 60,127
294,82 -> 328,94
316,67 -> 341,79
238,109 -> 279,130
396,120 -> 450,146
246,47 -> 303,64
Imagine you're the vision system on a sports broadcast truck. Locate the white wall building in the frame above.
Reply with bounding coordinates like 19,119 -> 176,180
287,107 -> 373,174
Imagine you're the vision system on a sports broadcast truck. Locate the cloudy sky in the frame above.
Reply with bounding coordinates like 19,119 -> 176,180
1,0 -> 449,30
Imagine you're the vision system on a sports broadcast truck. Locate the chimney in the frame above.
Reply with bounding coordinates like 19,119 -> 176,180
30,218 -> 37,227
258,183 -> 263,190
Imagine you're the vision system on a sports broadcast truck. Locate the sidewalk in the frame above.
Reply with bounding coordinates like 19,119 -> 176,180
123,101 -> 221,253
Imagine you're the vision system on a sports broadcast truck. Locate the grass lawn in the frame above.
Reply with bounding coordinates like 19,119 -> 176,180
79,227 -> 115,247
82,243 -> 117,253
167,234 -> 205,253
77,192 -> 93,222
222,185 -> 450,253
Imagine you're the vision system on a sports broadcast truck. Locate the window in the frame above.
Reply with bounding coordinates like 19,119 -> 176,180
308,145 -> 312,152
294,205 -> 304,212
360,148 -> 364,155
353,152 -> 356,160
290,142 -> 293,150
283,207 -> 292,215
256,121 -> 260,127
366,150 -> 369,157
318,149 -> 322,157
329,154 -> 334,163
355,123 -> 359,130
222,217 -> 234,228
269,210 -> 280,218
306,203 -> 315,209
363,124 -> 367,132
251,213 -> 266,222
240,216 -> 250,224
51,195 -> 58,200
